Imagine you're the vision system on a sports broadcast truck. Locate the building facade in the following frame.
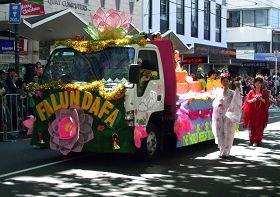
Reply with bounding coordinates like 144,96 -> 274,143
142,0 -> 228,48
0,0 -> 142,69
141,0 -> 231,75
227,0 -> 280,75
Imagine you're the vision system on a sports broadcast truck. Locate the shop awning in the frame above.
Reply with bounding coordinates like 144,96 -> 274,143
0,9 -> 141,41
162,30 -> 193,53
0,9 -> 89,41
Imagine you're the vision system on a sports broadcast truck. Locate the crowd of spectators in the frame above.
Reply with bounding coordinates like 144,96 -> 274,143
0,62 -> 43,138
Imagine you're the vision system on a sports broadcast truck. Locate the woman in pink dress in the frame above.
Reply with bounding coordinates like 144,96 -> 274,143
212,73 -> 243,158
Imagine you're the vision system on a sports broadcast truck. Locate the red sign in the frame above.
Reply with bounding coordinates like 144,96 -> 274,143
19,39 -> 28,56
21,0 -> 45,16
183,57 -> 208,64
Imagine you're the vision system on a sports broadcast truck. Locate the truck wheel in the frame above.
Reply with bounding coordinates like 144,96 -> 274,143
136,124 -> 158,161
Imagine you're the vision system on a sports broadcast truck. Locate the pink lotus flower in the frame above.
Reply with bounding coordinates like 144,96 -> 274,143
22,115 -> 35,135
34,91 -> 43,98
174,115 -> 193,140
48,107 -> 94,155
97,125 -> 105,132
221,72 -> 230,77
134,124 -> 148,148
58,117 -> 77,139
85,8 -> 132,40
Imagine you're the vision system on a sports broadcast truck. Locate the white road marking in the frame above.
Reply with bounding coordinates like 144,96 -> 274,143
0,154 -> 88,179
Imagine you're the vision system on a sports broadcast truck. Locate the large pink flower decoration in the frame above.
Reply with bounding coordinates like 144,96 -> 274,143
85,8 -> 132,40
48,107 -> 94,155
134,124 -> 148,148
22,115 -> 35,135
174,115 -> 194,140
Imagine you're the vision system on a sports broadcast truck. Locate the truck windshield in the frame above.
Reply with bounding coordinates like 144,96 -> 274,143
42,47 -> 135,84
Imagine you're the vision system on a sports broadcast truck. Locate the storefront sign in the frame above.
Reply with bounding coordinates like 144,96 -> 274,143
243,62 -> 266,68
0,40 -> 14,54
0,39 -> 28,56
254,53 -> 280,62
183,57 -> 208,64
21,0 -> 45,16
46,0 -> 88,11
194,44 -> 236,58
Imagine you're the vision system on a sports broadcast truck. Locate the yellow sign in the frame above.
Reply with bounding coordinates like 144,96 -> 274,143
36,91 -> 121,128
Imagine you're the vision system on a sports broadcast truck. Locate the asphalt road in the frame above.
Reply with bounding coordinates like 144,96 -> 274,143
0,111 -> 280,197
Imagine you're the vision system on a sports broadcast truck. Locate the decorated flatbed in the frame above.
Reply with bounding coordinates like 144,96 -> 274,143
24,8 -> 216,160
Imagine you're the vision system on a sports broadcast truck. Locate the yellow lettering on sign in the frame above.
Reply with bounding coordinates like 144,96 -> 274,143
89,97 -> 101,116
70,91 -> 80,107
81,91 -> 93,111
36,102 -> 46,121
50,94 -> 61,111
59,91 -> 69,109
42,100 -> 54,117
98,100 -> 113,119
104,109 -> 119,127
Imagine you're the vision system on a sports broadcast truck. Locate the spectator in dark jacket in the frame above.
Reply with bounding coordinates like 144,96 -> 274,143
5,68 -> 18,94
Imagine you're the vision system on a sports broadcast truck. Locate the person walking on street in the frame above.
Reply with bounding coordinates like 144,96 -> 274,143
212,72 -> 243,158
243,75 -> 270,147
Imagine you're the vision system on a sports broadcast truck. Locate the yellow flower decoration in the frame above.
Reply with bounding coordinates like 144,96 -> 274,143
55,38 -> 148,53
26,80 -> 126,101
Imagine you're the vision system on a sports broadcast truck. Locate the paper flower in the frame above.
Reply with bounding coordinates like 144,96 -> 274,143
220,72 -> 230,77
134,124 -> 148,148
48,107 -> 94,155
22,115 -> 35,135
174,115 -> 193,140
85,8 -> 132,40
97,125 -> 105,132
34,91 -> 43,98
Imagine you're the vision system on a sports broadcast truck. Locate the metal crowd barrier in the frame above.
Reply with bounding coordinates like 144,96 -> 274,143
1,94 -> 29,142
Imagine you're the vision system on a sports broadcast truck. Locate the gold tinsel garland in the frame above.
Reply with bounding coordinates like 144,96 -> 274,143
25,80 -> 126,101
55,38 -> 148,53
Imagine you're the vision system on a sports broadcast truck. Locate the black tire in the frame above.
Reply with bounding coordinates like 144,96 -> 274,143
135,123 -> 159,161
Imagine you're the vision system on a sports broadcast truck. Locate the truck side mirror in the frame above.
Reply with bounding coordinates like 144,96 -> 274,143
128,64 -> 140,84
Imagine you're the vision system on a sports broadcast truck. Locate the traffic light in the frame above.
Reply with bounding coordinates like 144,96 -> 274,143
0,0 -> 18,4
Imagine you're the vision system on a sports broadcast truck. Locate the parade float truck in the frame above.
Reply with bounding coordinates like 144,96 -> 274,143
24,9 -> 214,160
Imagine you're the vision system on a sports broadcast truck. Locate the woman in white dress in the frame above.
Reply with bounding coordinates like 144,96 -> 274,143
212,73 -> 243,158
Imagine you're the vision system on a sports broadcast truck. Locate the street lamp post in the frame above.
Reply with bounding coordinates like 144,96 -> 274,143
274,50 -> 279,95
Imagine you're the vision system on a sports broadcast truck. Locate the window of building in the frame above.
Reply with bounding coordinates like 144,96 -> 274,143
272,33 -> 280,52
228,42 -> 270,53
216,4 -> 221,42
204,0 -> 210,40
242,9 -> 268,27
242,10 -> 255,26
191,0 -> 198,38
255,9 -> 268,27
149,0 -> 152,30
176,0 -> 184,35
160,0 -> 169,32
115,0 -> 120,11
227,11 -> 240,27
